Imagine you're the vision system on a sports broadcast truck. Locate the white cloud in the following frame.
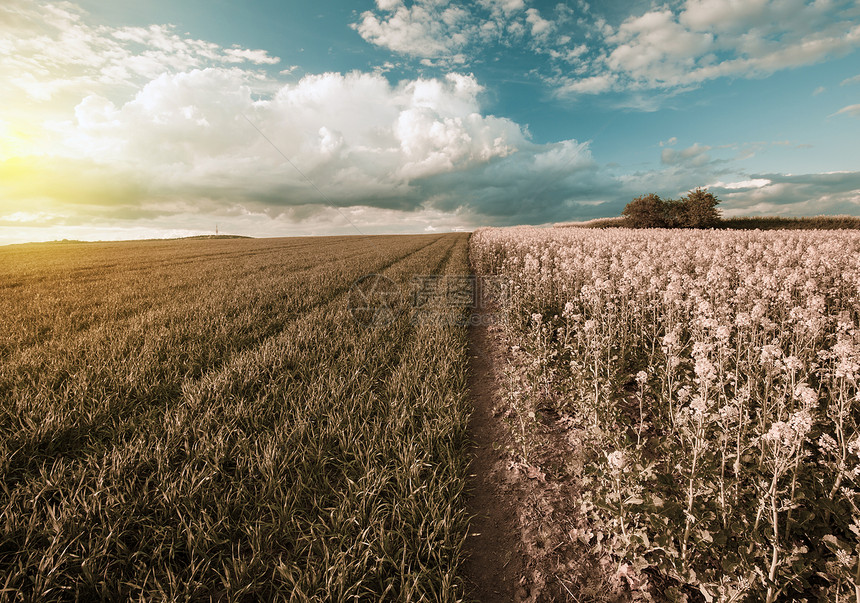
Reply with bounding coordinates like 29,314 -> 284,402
560,0 -> 860,95
8,65 -> 607,224
831,103 -> 860,117
714,171 -> 860,216
377,0 -> 403,10
556,74 -> 614,95
661,143 -> 712,166
352,2 -> 475,60
525,8 -> 553,39
707,178 -> 771,189
0,211 -> 59,223
223,48 -> 280,65
0,0 -> 279,102
680,0 -> 772,32
352,0 -> 571,66
478,0 -> 525,17
0,1 -> 621,230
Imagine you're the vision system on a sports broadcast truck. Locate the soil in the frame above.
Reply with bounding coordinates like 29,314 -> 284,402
461,322 -> 527,602
462,320 -> 631,603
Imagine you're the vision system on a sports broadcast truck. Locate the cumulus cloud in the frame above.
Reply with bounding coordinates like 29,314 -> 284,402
0,0 -> 279,101
712,171 -> 860,216
2,56 -> 612,229
352,0 -> 568,66
525,8 -> 553,39
558,0 -> 860,96
354,0 -> 860,102
352,2 -> 474,60
479,0 -> 525,17
0,1 -> 624,236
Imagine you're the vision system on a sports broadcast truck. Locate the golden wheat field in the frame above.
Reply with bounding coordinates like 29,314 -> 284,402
0,234 -> 473,600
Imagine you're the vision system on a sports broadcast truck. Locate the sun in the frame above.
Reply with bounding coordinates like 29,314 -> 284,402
0,119 -> 41,161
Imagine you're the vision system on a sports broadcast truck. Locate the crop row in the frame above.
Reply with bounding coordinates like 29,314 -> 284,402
0,233 -> 472,600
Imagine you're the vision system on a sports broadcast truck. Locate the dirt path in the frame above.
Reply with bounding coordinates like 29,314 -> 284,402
461,319 -> 626,602
461,322 -> 527,602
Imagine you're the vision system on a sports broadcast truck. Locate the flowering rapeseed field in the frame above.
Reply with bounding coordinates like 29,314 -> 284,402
472,226 -> 860,601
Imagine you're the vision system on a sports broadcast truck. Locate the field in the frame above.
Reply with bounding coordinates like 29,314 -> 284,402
471,227 -> 860,601
6,227 -> 860,602
0,234 -> 473,600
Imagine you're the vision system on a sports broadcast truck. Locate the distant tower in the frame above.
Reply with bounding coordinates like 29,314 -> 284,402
215,223 -> 219,235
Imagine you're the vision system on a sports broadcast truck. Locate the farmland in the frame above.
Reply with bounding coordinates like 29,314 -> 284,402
6,227 -> 860,602
471,227 -> 860,601
0,234 -> 472,600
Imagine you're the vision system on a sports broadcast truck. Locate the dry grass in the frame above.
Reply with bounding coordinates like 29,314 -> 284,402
553,217 -> 628,229
0,234 -> 473,600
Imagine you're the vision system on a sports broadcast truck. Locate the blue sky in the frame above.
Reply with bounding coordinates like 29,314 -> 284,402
1,0 -> 859,242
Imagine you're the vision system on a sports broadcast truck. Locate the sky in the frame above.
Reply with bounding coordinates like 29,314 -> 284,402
1,0 -> 859,243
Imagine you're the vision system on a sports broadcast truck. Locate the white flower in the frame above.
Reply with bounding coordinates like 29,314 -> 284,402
836,549 -> 854,567
689,395 -> 709,416
694,357 -> 717,384
764,410 -> 813,449
635,371 -> 648,386
718,404 -> 738,422
760,344 -> 783,366
607,450 -> 627,471
735,312 -> 752,328
763,420 -> 793,447
849,436 -> 860,458
788,409 -> 813,440
794,384 -> 817,408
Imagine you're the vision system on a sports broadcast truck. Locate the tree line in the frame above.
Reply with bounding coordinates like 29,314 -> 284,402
622,188 -> 721,228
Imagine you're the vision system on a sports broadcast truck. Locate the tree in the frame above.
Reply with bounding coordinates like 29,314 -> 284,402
622,193 -> 669,228
620,189 -> 723,228
664,198 -> 687,228
681,188 -> 721,228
